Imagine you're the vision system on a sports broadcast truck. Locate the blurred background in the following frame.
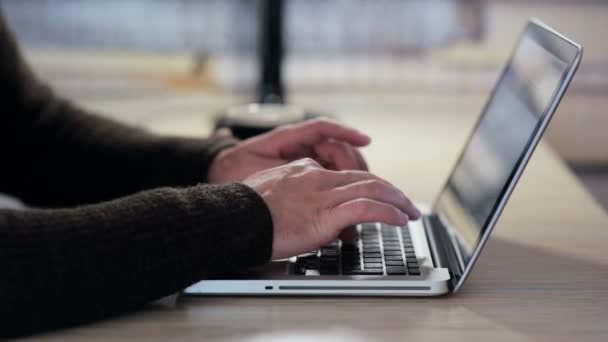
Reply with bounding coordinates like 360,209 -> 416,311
2,0 -> 606,210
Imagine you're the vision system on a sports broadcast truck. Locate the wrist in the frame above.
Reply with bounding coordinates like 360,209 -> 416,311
208,147 -> 233,184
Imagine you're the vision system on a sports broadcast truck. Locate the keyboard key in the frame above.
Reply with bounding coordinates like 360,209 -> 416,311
305,260 -> 319,269
342,256 -> 360,261
344,269 -> 383,275
382,242 -> 400,246
386,266 -> 406,275
320,268 -> 338,275
342,264 -> 362,271
363,252 -> 381,258
342,258 -> 360,264
342,250 -> 359,255
384,255 -> 404,261
363,257 -> 382,263
383,250 -> 402,256
383,246 -> 401,251
408,267 -> 421,275
342,260 -> 360,266
364,263 -> 382,269
385,260 -> 405,266
363,248 -> 381,253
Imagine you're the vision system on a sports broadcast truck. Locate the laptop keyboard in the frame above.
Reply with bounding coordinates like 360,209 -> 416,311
294,223 -> 421,276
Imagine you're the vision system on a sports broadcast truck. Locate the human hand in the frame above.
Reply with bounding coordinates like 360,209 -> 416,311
242,158 -> 421,260
208,118 -> 370,183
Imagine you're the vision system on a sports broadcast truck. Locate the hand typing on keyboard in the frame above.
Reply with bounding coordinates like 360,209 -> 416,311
299,224 -> 422,276
243,158 -> 421,260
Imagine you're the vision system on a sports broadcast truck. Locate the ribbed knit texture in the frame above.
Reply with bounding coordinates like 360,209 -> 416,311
0,10 -> 274,338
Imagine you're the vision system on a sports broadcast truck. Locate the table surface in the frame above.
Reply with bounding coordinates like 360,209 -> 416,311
24,92 -> 608,342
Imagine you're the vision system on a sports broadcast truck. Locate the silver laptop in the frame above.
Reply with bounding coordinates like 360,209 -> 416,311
184,19 -> 582,296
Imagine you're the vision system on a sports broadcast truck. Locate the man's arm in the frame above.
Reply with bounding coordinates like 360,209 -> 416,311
0,183 -> 273,338
0,11 -> 237,207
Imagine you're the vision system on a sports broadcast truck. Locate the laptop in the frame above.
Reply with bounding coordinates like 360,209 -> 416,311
184,19 -> 582,296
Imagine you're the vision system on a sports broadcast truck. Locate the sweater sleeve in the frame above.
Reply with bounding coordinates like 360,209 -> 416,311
0,10 -> 238,207
0,183 -> 274,338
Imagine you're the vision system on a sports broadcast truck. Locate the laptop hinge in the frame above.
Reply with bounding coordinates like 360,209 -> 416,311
423,214 -> 463,290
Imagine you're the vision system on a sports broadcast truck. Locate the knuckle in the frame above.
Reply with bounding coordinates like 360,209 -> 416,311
312,116 -> 330,124
304,166 -> 325,179
337,170 -> 357,178
300,157 -> 322,168
353,199 -> 372,218
301,157 -> 316,164
365,180 -> 385,196
390,205 -> 403,220
287,160 -> 309,173
291,158 -> 313,167
312,117 -> 334,129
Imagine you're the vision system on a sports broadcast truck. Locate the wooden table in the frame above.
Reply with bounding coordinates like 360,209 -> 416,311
25,92 -> 608,342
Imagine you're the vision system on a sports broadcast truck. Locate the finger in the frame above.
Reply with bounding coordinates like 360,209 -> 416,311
353,148 -> 369,171
274,118 -> 371,158
325,199 -> 409,235
323,170 -> 385,187
322,170 -> 421,219
328,179 -> 419,218
314,140 -> 361,171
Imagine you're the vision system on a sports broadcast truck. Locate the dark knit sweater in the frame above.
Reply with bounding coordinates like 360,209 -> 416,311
0,10 -> 273,338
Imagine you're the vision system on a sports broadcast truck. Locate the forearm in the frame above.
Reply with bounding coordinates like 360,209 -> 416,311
0,183 -> 273,338
10,95 -> 238,206
0,10 -> 237,206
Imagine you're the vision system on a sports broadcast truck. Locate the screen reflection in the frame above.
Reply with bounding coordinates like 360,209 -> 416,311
434,33 -> 570,265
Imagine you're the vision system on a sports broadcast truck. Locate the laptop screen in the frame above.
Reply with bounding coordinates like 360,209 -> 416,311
432,21 -> 580,283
